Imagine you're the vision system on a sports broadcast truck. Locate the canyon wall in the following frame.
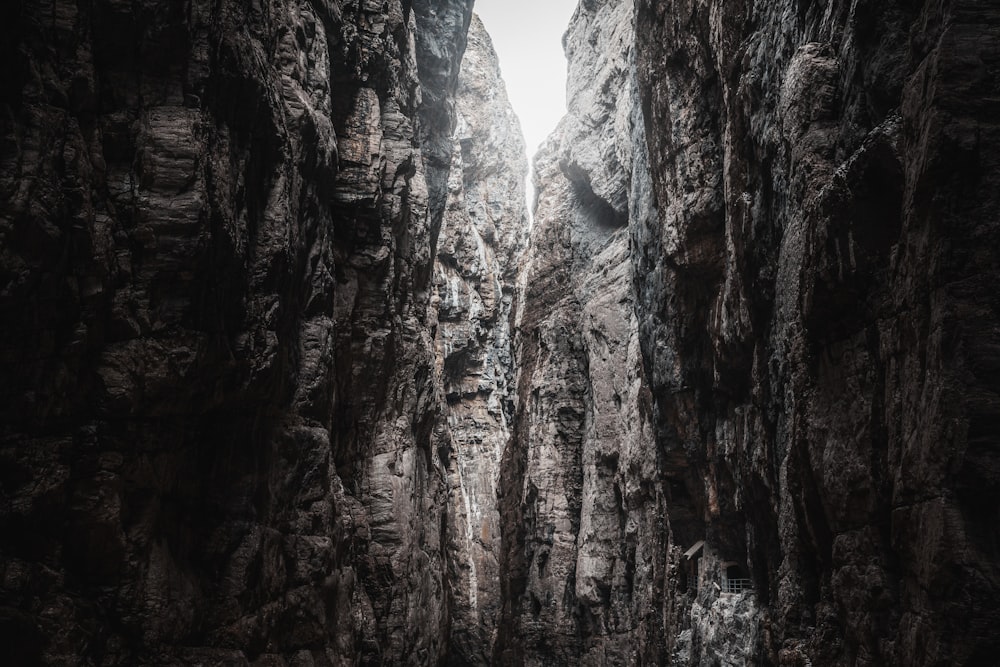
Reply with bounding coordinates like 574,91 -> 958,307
501,0 -> 999,665
497,1 -> 669,664
633,0 -> 1000,663
0,1 -> 500,664
2,0 -> 998,664
434,15 -> 528,666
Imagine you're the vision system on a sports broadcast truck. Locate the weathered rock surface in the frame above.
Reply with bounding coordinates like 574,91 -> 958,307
632,0 -> 1000,664
0,0 -> 479,664
500,0 -> 999,665
4,0 -> 998,664
432,15 -> 528,666
497,2 -> 669,664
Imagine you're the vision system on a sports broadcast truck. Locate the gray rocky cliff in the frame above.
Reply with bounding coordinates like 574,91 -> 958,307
0,0 -> 491,664
497,1 -> 668,664
432,15 -> 528,666
500,0 -> 999,665
2,0 -> 998,664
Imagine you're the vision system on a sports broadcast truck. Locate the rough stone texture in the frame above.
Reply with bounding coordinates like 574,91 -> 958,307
432,15 -> 528,666
4,0 -> 998,663
632,0 -> 1000,664
669,543 -> 761,667
0,0 -> 476,664
496,2 -> 669,664
495,0 -> 999,665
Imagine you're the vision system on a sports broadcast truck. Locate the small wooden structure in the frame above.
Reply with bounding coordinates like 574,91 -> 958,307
682,540 -> 705,592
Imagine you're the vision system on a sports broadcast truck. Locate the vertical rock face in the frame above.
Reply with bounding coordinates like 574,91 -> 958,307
631,0 -> 1000,664
502,0 -> 999,666
0,0 -> 481,664
432,15 -> 528,666
3,0 -> 997,664
497,2 -> 668,664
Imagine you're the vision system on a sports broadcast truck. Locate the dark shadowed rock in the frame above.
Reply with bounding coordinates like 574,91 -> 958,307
2,0 -> 997,664
633,0 -> 1000,663
500,0 -> 999,665
0,0 -> 476,664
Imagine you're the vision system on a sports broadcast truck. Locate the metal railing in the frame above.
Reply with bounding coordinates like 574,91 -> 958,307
723,578 -> 752,594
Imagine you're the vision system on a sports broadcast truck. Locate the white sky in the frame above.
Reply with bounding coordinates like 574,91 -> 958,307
474,0 -> 578,166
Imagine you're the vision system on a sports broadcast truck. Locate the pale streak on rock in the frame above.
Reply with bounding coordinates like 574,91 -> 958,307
433,15 -> 529,666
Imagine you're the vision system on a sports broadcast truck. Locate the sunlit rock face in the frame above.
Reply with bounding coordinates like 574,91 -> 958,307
432,15 -> 529,666
0,0 -> 476,663
496,1 -> 670,664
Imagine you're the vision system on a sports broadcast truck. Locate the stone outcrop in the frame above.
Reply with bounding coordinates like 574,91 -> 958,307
3,0 -> 998,664
432,15 -> 528,666
0,0 -> 481,664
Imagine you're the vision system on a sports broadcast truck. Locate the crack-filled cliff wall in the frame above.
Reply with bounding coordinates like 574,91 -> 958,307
633,0 -> 1000,664
3,0 -> 997,664
502,0 -> 999,665
433,15 -> 528,666
0,1 -> 497,664
497,1 -> 669,664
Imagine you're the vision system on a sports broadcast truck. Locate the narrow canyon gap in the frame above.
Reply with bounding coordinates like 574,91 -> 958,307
0,1 -> 998,667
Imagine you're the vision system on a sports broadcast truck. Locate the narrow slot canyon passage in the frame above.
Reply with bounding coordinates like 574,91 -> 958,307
0,1 -> 998,666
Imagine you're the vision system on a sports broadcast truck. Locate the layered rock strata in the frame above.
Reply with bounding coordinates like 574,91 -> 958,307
433,15 -> 528,666
0,0 -> 483,664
